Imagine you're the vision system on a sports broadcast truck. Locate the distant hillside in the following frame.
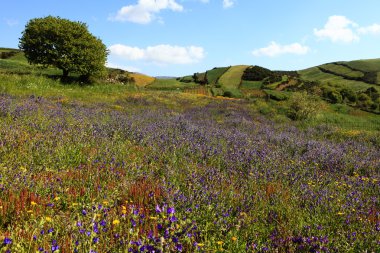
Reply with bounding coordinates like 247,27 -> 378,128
1,47 -> 379,114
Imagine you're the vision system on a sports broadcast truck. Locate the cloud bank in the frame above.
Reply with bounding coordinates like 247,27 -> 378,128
252,42 -> 310,57
109,44 -> 205,65
110,0 -> 183,24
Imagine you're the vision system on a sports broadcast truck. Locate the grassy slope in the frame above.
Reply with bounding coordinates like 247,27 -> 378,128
299,67 -> 379,92
218,65 -> 249,88
206,67 -> 230,85
320,63 -> 364,78
146,78 -> 198,91
129,73 -> 155,87
343,58 -> 380,72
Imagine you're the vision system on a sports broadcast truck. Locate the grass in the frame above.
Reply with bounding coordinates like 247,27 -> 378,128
218,65 -> 248,89
342,58 -> 380,72
299,67 -> 378,92
206,67 -> 230,85
320,63 -> 364,78
145,78 -> 198,91
129,73 -> 155,87
240,80 -> 262,89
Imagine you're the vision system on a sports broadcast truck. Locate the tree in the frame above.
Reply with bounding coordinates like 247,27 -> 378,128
19,16 -> 107,81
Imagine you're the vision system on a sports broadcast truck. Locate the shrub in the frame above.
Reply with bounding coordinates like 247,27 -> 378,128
340,88 -> 357,103
288,92 -> 323,120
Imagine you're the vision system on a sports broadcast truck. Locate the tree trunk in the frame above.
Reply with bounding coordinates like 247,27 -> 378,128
62,69 -> 69,79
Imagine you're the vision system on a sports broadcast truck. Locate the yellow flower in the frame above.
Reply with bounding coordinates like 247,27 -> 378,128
231,236 -> 237,241
45,216 -> 52,222
103,201 -> 109,206
197,243 -> 204,247
54,197 -> 60,201
27,210 -> 33,213
112,219 -> 120,225
337,212 -> 345,216
217,241 -> 224,245
149,216 -> 158,220
31,201 -> 37,206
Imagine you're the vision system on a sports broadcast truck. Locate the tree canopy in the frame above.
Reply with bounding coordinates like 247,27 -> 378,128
19,16 -> 108,80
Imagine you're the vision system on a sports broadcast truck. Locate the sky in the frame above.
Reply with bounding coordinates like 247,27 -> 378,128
1,0 -> 380,77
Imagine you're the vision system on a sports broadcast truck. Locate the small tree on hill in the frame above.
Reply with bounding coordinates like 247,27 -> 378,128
19,16 -> 108,81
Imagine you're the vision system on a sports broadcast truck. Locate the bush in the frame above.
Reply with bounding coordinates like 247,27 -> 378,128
288,92 -> 323,121
242,65 -> 273,81
340,88 -> 357,103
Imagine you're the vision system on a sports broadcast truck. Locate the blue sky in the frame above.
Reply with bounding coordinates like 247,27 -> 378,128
1,0 -> 380,76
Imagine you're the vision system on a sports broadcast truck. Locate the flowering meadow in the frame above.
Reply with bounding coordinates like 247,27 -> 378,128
0,93 -> 379,252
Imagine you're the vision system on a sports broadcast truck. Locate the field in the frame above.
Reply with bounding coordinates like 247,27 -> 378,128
299,67 -> 379,92
206,67 -> 230,85
0,51 -> 380,252
218,65 -> 249,89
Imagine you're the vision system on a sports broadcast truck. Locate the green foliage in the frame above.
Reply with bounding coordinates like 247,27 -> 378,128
264,90 -> 290,101
19,16 -> 108,81
340,88 -> 357,103
223,88 -> 242,98
287,92 -> 323,120
242,65 -> 273,81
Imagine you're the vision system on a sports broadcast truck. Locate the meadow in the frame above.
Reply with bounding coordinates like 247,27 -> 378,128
0,51 -> 380,252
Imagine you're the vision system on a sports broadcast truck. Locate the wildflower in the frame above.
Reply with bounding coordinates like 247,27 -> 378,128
113,219 -> 120,225
337,212 -> 345,216
217,241 -> 224,245
27,210 -> 33,213
93,237 -> 99,243
176,244 -> 183,252
51,240 -> 59,252
103,201 -> 109,206
54,197 -> 60,201
45,216 -> 52,222
31,201 -> 37,206
232,236 -> 237,241
167,207 -> 175,214
3,237 -> 12,245
82,210 -> 87,216
149,216 -> 158,220
155,205 -> 162,213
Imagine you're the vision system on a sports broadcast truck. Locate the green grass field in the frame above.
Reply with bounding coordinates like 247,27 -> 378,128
299,67 -> 379,92
342,58 -> 380,72
218,65 -> 248,88
206,67 -> 230,85
146,78 -> 198,91
320,63 -> 364,78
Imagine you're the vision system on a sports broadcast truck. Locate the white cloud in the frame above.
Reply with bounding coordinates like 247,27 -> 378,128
314,15 -> 359,43
252,42 -> 310,57
106,62 -> 141,73
223,0 -> 235,9
110,0 -> 183,24
109,44 -> 205,65
358,23 -> 380,35
4,18 -> 18,27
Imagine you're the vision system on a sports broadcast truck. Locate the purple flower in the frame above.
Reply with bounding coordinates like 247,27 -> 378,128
176,244 -> 183,252
130,218 -> 136,227
76,221 -> 82,227
51,242 -> 59,252
82,209 -> 87,216
169,215 -> 177,222
167,207 -> 175,214
155,205 -> 162,213
3,237 -> 12,245
93,237 -> 99,244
